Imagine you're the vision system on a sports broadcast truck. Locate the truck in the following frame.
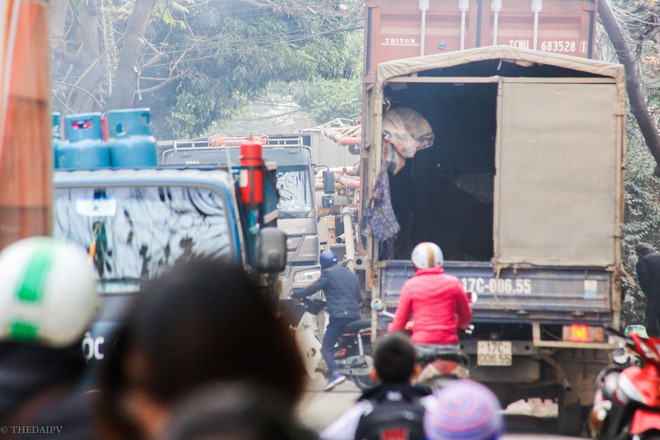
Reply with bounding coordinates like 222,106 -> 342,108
364,0 -> 599,78
158,136 -> 322,297
358,45 -> 626,436
53,155 -> 287,362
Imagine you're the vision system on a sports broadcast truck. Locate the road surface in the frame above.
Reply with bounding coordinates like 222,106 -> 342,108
296,377 -> 586,440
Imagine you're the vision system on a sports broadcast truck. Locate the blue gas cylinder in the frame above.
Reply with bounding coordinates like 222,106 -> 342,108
57,113 -> 111,169
52,112 -> 61,169
106,108 -> 157,167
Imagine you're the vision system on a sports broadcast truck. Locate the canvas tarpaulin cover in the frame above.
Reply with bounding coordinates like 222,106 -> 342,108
382,107 -> 435,174
493,81 -> 620,266
369,46 -> 625,267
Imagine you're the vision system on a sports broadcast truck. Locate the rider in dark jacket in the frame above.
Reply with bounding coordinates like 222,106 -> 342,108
636,242 -> 660,337
291,250 -> 362,391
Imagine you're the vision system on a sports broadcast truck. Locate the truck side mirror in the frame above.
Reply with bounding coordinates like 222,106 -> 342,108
322,171 -> 336,194
256,227 -> 287,273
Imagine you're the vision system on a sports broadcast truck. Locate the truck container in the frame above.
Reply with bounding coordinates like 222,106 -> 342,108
359,46 -> 625,435
158,136 -> 321,298
364,0 -> 598,82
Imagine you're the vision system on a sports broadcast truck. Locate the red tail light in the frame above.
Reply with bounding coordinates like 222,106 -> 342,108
569,324 -> 589,342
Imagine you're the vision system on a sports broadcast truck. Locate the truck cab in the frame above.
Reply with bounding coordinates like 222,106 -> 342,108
53,159 -> 285,363
158,136 -> 321,297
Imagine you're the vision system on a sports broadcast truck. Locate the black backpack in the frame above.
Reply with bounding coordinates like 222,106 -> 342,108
354,385 -> 428,440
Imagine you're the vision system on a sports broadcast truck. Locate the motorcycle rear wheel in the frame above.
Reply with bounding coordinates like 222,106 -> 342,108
353,373 -> 376,391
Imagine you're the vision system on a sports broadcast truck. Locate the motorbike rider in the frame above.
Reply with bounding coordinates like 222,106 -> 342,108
389,242 -> 472,357
291,250 -> 362,391
0,236 -> 99,436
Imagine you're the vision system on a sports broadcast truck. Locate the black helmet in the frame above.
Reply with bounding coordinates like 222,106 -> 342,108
319,250 -> 338,269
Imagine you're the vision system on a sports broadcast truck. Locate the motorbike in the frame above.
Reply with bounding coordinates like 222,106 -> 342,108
589,325 -> 660,440
414,343 -> 470,391
371,295 -> 473,392
288,296 -> 376,391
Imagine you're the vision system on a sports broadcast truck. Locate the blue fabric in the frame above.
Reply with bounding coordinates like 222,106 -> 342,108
364,170 -> 400,242
322,317 -> 354,374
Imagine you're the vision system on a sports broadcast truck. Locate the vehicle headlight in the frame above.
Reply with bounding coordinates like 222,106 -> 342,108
293,269 -> 321,287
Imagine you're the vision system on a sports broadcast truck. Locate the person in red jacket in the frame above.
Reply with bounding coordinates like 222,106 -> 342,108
390,242 -> 472,346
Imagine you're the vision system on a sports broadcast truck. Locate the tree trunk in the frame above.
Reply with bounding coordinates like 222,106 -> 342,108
107,0 -> 157,110
598,0 -> 660,177
69,2 -> 104,112
49,0 -> 68,57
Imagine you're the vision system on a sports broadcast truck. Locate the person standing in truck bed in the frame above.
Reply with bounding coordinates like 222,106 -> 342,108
636,242 -> 660,337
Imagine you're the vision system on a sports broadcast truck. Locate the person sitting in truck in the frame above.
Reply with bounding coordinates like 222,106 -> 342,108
290,249 -> 362,392
389,242 -> 472,352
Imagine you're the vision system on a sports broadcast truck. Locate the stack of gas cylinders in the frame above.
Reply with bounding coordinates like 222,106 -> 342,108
53,108 -> 157,169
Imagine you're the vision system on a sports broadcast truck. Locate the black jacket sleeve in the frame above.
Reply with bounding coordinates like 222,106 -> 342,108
638,258 -> 652,299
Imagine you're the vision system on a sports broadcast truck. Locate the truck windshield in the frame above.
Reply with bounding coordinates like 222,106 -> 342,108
276,166 -> 313,218
53,185 -> 235,290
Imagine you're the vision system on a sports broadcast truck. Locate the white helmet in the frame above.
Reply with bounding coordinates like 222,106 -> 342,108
411,242 -> 444,269
0,237 -> 99,347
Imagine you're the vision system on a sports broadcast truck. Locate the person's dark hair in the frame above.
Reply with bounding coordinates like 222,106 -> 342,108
134,257 -> 304,403
95,257 -> 306,439
95,324 -> 142,440
636,242 -> 655,257
160,381 -> 318,440
373,333 -> 416,383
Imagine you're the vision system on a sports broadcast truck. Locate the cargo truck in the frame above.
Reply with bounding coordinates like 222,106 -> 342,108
359,46 -> 626,435
158,136 -> 321,297
364,0 -> 598,79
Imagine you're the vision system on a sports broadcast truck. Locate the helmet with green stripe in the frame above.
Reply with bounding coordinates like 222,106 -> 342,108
0,237 -> 99,347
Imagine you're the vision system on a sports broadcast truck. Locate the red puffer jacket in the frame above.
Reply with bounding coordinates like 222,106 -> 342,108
389,267 -> 472,345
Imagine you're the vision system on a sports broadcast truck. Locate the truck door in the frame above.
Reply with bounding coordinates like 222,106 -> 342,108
493,80 -> 621,267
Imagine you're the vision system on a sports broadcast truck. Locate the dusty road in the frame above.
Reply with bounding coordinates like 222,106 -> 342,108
296,377 -> 586,440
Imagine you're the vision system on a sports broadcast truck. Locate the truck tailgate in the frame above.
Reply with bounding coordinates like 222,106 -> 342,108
378,260 -> 614,325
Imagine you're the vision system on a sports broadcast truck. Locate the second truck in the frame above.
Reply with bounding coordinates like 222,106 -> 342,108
158,135 -> 321,297
358,45 -> 626,436
353,1 -> 627,435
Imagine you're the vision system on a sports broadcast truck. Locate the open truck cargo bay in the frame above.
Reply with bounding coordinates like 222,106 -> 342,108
362,45 -> 625,333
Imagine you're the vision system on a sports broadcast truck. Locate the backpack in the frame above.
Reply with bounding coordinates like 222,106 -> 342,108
354,385 -> 428,440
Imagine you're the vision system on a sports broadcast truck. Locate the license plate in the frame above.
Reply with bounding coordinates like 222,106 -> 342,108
477,341 -> 513,366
